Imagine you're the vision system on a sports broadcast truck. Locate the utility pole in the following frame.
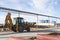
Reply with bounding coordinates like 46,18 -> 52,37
18,12 -> 20,17
37,15 -> 39,28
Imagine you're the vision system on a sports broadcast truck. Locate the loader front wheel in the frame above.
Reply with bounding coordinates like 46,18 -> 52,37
18,27 -> 24,32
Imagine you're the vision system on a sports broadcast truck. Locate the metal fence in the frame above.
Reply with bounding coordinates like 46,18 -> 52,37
0,7 -> 60,28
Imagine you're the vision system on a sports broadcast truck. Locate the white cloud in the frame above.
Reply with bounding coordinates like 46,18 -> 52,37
9,0 -> 19,3
0,0 -> 58,15
32,0 -> 57,16
0,0 -> 60,23
0,1 -> 5,5
0,2 -> 3,4
32,0 -> 48,10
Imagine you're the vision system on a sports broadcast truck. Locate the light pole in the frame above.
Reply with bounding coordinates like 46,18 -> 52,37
18,12 -> 20,17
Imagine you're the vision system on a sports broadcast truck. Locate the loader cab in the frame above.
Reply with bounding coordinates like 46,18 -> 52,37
16,17 -> 24,24
14,17 -> 24,24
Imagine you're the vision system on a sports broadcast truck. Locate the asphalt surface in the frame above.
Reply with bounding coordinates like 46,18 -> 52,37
0,28 -> 60,38
0,28 -> 60,40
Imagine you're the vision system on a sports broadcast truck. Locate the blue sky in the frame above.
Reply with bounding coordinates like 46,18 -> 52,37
0,0 -> 60,24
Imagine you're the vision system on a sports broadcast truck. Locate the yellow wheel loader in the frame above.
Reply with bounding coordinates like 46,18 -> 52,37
5,13 -> 30,32
12,17 -> 30,32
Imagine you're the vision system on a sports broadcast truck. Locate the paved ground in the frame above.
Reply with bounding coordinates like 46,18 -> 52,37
0,28 -> 60,40
0,32 -> 51,40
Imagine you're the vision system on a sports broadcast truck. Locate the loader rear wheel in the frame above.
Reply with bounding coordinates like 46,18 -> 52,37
12,26 -> 17,32
18,27 -> 24,32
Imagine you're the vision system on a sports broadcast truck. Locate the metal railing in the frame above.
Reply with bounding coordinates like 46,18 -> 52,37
0,7 -> 60,28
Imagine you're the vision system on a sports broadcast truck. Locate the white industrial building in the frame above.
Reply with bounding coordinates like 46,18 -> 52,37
35,20 -> 57,28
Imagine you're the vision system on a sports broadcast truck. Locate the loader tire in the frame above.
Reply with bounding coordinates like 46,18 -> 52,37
12,26 -> 17,32
26,27 -> 30,32
18,27 -> 24,32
